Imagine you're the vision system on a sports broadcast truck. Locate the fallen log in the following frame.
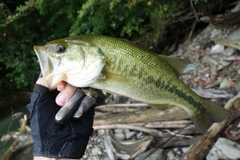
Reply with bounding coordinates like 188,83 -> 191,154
94,106 -> 189,126
180,93 -> 240,160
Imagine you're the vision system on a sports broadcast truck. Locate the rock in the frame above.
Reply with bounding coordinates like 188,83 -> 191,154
92,146 -> 103,156
219,79 -> 235,89
136,132 -> 145,139
228,28 -> 240,41
135,148 -> 165,160
210,44 -> 224,54
109,129 -> 153,160
114,129 -> 124,133
206,137 -> 240,160
114,133 -> 125,140
97,129 -> 105,135
223,47 -> 235,56
210,29 -> 222,39
172,148 -> 183,159
166,150 -> 175,160
125,131 -> 136,139
182,147 -> 189,153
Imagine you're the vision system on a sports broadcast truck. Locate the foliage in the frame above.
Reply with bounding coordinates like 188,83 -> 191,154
0,0 -> 181,102
0,0 -> 75,102
70,0 -> 179,38
192,0 -> 208,5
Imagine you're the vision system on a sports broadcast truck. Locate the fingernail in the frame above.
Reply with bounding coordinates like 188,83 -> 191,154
56,94 -> 67,106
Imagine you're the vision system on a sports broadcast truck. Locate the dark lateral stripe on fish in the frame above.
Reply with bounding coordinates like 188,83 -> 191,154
146,75 -> 205,112
112,58 -> 205,113
172,86 -> 206,112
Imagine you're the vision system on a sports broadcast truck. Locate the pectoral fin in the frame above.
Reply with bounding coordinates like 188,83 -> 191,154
102,69 -> 129,84
148,103 -> 170,110
159,55 -> 196,76
98,70 -> 130,95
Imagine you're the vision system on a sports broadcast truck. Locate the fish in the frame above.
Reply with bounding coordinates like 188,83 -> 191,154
34,35 -> 229,133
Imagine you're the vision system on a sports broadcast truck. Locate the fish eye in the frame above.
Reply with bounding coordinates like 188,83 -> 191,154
55,44 -> 66,53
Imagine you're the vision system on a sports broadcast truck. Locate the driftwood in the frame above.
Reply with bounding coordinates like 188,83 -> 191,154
217,39 -> 240,51
162,137 -> 197,148
95,103 -> 150,116
94,124 -> 164,137
192,88 -> 234,99
94,106 -> 189,126
180,93 -> 240,160
135,120 -> 192,129
200,10 -> 240,28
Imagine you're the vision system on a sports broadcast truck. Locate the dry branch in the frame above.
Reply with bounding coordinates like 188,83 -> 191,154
94,124 -> 164,137
1,115 -> 32,160
162,137 -> 198,148
136,120 -> 192,129
192,88 -> 234,99
95,103 -> 149,115
180,93 -> 240,160
94,106 -> 189,126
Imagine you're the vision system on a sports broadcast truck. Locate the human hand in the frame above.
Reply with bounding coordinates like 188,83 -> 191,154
36,78 -> 95,123
27,79 -> 95,158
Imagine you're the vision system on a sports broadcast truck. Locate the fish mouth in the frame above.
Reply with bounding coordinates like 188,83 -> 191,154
34,46 -> 62,89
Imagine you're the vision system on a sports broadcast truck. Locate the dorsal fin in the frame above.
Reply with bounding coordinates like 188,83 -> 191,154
159,55 -> 196,76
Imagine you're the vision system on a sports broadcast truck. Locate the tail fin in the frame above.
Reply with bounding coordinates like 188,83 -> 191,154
190,100 -> 230,133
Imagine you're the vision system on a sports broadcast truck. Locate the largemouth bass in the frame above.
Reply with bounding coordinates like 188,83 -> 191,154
34,35 -> 229,133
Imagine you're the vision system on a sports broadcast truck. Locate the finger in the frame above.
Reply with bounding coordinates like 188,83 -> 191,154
56,83 -> 77,106
73,96 -> 95,118
55,89 -> 85,124
57,81 -> 67,91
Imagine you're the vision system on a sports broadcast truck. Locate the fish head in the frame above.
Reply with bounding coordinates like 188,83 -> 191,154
34,37 -> 105,90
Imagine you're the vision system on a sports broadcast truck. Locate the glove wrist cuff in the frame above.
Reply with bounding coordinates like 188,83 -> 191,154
33,84 -> 48,93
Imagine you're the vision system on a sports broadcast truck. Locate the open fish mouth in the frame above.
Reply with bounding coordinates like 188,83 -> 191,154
34,46 -> 62,89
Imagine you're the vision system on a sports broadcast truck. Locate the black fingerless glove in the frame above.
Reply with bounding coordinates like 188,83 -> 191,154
26,84 -> 94,158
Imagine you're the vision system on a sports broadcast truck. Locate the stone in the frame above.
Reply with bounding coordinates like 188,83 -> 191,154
210,44 -> 224,54
125,131 -> 136,139
223,47 -> 235,56
136,148 -> 165,160
114,133 -> 125,140
207,137 -> 240,160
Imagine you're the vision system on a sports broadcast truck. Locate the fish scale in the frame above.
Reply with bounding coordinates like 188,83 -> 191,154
34,35 -> 230,133
90,36 -> 195,104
